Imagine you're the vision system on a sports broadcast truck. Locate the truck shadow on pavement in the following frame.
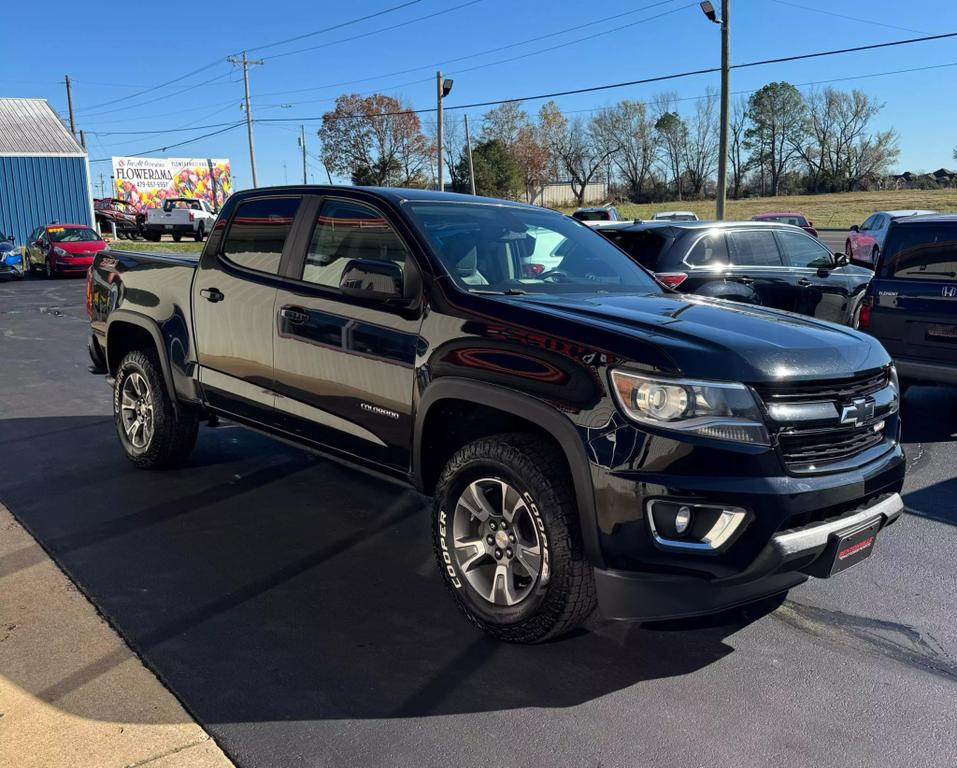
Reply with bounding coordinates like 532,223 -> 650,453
0,415 -> 781,725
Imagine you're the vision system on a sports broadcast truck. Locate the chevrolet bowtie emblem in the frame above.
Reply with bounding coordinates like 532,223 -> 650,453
840,397 -> 876,427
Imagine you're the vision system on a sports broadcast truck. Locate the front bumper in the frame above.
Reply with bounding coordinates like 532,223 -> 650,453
595,491 -> 904,621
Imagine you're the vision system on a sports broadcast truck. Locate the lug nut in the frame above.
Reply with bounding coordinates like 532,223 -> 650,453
500,522 -> 507,531
506,547 -> 513,558
494,549 -> 502,559
489,521 -> 497,531
486,535 -> 495,545
508,534 -> 515,542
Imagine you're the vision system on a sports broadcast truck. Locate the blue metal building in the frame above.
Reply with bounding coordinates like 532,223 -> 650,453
0,98 -> 93,248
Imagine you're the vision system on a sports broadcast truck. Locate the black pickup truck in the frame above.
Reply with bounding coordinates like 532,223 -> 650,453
87,186 -> 905,643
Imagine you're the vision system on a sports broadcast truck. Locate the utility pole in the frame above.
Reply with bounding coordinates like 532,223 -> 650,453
463,113 -> 476,195
716,2 -> 730,219
228,51 -> 264,188
64,75 -> 76,137
79,129 -> 86,150
436,71 -> 444,192
298,125 -> 308,184
98,173 -> 105,198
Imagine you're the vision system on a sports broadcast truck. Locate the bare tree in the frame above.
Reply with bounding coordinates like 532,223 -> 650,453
481,102 -> 528,148
728,96 -> 750,198
539,103 -> 618,206
682,88 -> 719,199
591,100 -> 658,201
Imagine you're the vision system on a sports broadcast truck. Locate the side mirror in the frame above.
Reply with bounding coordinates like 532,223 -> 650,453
834,252 -> 849,266
807,221 -> 813,227
339,259 -> 408,303
850,224 -> 860,233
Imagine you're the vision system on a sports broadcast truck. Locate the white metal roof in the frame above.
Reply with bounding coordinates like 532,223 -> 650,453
0,98 -> 86,156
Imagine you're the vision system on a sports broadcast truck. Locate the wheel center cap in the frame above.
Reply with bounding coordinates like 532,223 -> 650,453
494,530 -> 509,549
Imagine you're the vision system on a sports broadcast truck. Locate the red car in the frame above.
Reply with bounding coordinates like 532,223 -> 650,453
24,224 -> 108,277
751,212 -> 817,237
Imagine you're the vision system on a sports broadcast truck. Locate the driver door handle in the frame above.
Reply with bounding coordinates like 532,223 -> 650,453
797,278 -> 812,287
280,307 -> 309,324
200,288 -> 224,303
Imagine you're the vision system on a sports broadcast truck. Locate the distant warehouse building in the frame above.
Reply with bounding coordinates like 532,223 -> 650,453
0,98 -> 94,245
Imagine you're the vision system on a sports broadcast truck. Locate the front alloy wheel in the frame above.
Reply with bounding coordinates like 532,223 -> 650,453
451,478 -> 546,607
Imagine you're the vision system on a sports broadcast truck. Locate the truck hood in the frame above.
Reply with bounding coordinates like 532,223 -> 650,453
511,292 -> 889,383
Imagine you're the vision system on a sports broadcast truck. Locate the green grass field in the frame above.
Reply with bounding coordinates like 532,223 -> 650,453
110,240 -> 204,254
567,189 -> 957,229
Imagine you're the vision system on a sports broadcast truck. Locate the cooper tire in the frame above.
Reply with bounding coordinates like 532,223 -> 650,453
433,433 -> 596,643
113,349 -> 199,469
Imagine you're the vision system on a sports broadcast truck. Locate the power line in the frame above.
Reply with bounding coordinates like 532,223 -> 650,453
78,61 -> 224,113
78,72 -> 235,118
255,0 -> 688,99
263,0 -> 485,61
241,0 -> 424,55
769,0 -> 928,34
90,122 -> 245,162
255,30 -> 957,122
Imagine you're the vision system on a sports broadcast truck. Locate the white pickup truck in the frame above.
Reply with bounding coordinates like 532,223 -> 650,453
143,198 -> 216,242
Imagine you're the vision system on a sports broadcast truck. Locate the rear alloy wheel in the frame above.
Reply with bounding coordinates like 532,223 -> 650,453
114,349 -> 199,468
434,433 -> 596,643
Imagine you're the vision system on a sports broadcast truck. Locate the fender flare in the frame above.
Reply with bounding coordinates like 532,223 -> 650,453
105,310 -> 178,405
414,377 -> 603,566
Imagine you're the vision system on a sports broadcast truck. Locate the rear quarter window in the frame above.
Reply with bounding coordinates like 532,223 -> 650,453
881,223 -> 957,281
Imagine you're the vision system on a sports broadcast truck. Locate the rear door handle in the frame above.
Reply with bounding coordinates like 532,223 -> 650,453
200,288 -> 224,303
797,278 -> 812,287
280,307 -> 309,324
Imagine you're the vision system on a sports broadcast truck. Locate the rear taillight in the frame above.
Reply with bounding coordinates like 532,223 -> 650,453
85,267 -> 94,318
523,263 -> 545,277
655,272 -> 688,288
858,296 -> 873,330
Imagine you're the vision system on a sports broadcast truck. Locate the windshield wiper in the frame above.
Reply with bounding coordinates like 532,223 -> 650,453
469,288 -> 527,295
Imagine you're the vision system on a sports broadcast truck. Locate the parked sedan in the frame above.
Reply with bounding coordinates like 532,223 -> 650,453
0,233 -> 24,280
596,220 -> 872,326
752,211 -> 817,237
845,209 -> 936,268
25,224 -> 108,277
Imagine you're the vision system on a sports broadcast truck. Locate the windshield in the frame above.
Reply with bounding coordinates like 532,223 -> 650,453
407,202 -> 662,295
574,210 -> 609,221
758,214 -> 807,226
47,227 -> 101,243
880,223 -> 957,281
599,229 -> 672,270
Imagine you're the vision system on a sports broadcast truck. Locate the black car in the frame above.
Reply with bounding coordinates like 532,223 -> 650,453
860,214 -> 957,388
87,187 -> 904,643
595,220 -> 872,326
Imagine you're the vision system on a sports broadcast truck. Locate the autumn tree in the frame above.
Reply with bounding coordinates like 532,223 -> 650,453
481,102 -> 528,147
745,82 -> 807,195
591,100 -> 658,201
319,93 -> 433,187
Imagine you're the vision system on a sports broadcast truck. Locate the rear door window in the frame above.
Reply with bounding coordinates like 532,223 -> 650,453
222,197 -> 301,275
728,230 -> 783,267
881,223 -> 957,281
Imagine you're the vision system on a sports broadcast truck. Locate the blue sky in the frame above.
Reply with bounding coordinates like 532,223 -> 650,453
4,0 -> 956,190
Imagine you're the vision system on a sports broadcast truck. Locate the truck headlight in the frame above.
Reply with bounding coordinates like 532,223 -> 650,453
610,370 -> 770,445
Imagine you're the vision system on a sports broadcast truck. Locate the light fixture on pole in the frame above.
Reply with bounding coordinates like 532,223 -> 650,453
436,72 -> 454,192
701,1 -> 729,221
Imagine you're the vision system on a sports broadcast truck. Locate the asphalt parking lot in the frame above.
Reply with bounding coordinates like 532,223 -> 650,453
1,275 -> 955,768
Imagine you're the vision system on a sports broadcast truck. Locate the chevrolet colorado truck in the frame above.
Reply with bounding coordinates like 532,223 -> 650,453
87,186 -> 906,643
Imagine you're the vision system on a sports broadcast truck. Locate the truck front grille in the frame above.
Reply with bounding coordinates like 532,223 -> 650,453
755,368 -> 893,472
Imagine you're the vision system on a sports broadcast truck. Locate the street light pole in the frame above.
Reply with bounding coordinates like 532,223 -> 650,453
298,125 -> 308,185
716,0 -> 729,220
701,1 -> 730,220
436,71 -> 444,192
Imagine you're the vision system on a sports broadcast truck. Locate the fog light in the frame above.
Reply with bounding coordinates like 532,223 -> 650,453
674,506 -> 692,534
